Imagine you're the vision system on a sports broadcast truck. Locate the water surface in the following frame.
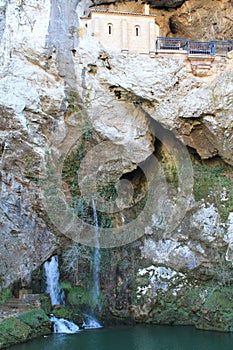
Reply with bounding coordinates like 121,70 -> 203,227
10,325 -> 233,350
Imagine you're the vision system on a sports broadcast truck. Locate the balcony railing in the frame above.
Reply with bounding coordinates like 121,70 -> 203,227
155,37 -> 233,56
213,40 -> 233,56
188,41 -> 214,55
156,36 -> 188,51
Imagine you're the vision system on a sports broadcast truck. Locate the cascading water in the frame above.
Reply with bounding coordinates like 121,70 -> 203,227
82,313 -> 102,329
43,228 -> 102,332
92,198 -> 101,312
43,255 -> 80,333
50,315 -> 80,333
43,255 -> 65,306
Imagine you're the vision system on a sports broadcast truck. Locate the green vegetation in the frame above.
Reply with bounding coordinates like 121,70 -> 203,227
195,285 -> 233,332
51,306 -> 71,319
97,179 -> 118,202
62,125 -> 93,198
163,161 -> 179,189
0,318 -> 31,348
67,286 -> 90,307
211,260 -> 233,287
67,90 -> 81,114
0,309 -> 52,348
66,285 -> 103,311
38,295 -> 52,314
17,309 -> 50,328
62,125 -> 115,228
24,154 -> 39,183
51,305 -> 83,326
193,164 -> 233,220
0,287 -> 11,305
139,283 -> 233,332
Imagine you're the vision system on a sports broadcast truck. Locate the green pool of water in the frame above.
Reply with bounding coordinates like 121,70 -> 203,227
10,325 -> 233,350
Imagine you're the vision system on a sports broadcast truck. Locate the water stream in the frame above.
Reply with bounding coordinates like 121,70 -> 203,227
50,315 -> 80,334
82,313 -> 102,329
43,255 -> 65,307
43,253 -> 102,333
43,255 -> 79,333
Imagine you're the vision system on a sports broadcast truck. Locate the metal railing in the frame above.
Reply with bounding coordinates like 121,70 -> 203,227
213,40 -> 233,56
156,37 -> 233,56
156,36 -> 188,51
188,41 -> 214,55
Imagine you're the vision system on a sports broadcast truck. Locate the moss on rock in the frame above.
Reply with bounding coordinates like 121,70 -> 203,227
67,286 -> 94,310
0,317 -> 31,349
38,294 -> 52,314
17,309 -> 51,335
0,288 -> 11,305
195,286 -> 233,332
52,306 -> 71,319
134,283 -> 233,332
193,164 -> 233,221
52,306 -> 83,326
0,309 -> 52,349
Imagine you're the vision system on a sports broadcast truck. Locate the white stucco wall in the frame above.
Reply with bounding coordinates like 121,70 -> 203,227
81,11 -> 159,55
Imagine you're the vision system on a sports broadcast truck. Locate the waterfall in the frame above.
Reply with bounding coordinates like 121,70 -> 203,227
82,313 -> 102,329
92,199 -> 101,311
44,255 -> 65,306
50,315 -> 80,333
43,255 -> 80,333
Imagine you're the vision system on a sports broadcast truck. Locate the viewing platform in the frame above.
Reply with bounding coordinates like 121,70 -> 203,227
156,37 -> 233,57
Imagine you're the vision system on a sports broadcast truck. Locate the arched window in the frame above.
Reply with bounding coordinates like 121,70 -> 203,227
135,25 -> 140,37
108,23 -> 113,35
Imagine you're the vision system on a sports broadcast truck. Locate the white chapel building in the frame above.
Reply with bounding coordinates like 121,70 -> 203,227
80,2 -> 160,56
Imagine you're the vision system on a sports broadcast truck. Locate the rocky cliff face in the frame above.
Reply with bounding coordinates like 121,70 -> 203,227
0,0 -> 232,331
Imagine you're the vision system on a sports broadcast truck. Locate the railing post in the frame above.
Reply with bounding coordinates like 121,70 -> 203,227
185,39 -> 189,53
210,41 -> 215,56
228,40 -> 233,53
155,38 -> 158,52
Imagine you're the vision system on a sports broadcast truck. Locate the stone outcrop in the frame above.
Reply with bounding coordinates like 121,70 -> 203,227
77,29 -> 233,165
0,309 -> 52,349
167,0 -> 233,40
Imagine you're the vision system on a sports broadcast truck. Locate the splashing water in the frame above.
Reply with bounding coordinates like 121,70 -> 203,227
82,313 -> 102,329
50,315 -> 80,333
44,256 -> 80,333
43,255 -> 65,306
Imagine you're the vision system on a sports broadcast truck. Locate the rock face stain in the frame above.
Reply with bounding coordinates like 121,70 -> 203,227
46,0 -> 79,88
